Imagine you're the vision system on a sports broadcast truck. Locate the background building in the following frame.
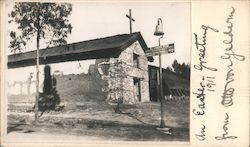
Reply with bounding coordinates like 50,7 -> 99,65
148,65 -> 190,101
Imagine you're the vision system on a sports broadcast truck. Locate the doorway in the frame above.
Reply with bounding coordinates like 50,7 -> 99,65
133,78 -> 141,102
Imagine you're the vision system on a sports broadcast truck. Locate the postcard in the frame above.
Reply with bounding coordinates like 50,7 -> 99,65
0,0 -> 249,147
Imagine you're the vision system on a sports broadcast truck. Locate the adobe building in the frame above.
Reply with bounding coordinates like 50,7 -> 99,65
8,32 -> 153,105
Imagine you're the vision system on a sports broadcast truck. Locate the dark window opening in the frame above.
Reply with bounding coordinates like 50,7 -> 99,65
133,53 -> 139,68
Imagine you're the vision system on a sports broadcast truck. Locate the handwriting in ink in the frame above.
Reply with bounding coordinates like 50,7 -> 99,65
222,7 -> 245,61
193,25 -> 219,71
206,76 -> 216,92
193,77 -> 206,115
220,7 -> 245,107
215,113 -> 237,140
195,124 -> 206,141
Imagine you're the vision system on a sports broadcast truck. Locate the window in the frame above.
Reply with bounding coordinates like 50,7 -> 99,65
133,53 -> 139,68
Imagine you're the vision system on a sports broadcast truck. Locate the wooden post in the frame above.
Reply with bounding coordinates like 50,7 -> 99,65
20,82 -> 23,95
158,35 -> 165,128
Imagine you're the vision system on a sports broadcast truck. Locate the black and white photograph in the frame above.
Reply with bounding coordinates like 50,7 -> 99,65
3,1 -> 191,144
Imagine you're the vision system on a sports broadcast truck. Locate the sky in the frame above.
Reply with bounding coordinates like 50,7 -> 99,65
6,2 -> 191,83
67,2 -> 191,67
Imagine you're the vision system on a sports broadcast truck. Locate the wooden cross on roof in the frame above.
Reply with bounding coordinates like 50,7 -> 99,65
126,9 -> 135,34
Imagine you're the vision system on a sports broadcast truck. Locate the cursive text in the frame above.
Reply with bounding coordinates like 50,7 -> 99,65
194,25 -> 219,71
220,7 -> 245,107
195,124 -> 206,141
193,79 -> 206,116
215,113 -> 237,140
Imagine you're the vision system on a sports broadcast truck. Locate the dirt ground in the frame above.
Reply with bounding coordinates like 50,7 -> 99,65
6,99 -> 189,142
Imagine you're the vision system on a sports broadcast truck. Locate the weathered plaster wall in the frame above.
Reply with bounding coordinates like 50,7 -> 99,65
8,41 -> 150,105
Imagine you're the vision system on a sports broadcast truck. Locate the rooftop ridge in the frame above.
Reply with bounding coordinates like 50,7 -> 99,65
9,32 -> 141,55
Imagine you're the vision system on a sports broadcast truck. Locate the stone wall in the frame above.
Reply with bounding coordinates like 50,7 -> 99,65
98,41 -> 150,104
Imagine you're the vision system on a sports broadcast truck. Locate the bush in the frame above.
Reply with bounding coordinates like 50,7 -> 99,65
38,88 -> 60,112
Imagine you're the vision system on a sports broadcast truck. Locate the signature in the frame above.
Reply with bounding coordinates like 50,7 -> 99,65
215,113 -> 237,140
220,7 -> 245,107
193,79 -> 205,116
193,25 -> 219,71
195,124 -> 206,141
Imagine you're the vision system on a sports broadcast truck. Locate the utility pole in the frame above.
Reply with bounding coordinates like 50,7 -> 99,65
158,36 -> 165,128
146,39 -> 175,131
146,42 -> 175,128
153,18 -> 165,128
126,9 -> 135,34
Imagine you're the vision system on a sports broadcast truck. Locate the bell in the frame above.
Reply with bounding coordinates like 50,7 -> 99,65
154,18 -> 164,36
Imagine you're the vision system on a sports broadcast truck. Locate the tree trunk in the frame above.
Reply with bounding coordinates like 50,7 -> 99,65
35,11 -> 40,122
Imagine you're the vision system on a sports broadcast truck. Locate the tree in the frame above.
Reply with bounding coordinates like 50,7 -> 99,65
8,2 -> 72,122
166,66 -> 173,71
39,65 -> 60,117
171,59 -> 190,80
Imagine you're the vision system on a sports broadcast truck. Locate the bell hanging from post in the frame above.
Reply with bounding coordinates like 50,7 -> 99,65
154,18 -> 164,36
